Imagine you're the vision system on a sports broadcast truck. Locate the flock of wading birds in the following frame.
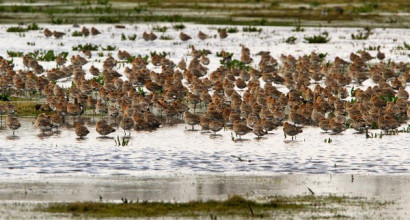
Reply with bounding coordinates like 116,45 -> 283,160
0,26 -> 409,141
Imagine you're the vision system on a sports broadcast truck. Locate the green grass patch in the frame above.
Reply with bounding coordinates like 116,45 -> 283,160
121,33 -> 126,40
222,59 -> 250,71
292,24 -> 305,32
9,96 -> 32,102
304,34 -> 330,43
0,101 -> 40,116
6,26 -> 26,32
28,50 -> 68,62
0,94 -> 10,101
97,0 -> 110,5
121,33 -> 137,41
366,45 -> 380,51
134,5 -> 147,13
26,23 -> 41,31
7,51 -> 24,57
72,43 -> 99,51
160,35 -> 173,40
216,51 -> 233,58
91,75 -> 104,85
128,34 -> 137,41
97,16 -> 121,24
217,27 -> 238,34
227,27 -> 239,33
242,26 -> 262,32
309,1 -> 321,7
396,42 -> 410,50
172,24 -> 186,30
150,51 -> 168,58
351,3 -> 379,13
72,30 -> 83,37
351,28 -> 371,40
285,36 -> 297,44
102,45 -> 117,51
0,5 -> 36,13
6,23 -> 41,32
379,94 -> 398,103
51,17 -> 64,25
153,25 -> 168,32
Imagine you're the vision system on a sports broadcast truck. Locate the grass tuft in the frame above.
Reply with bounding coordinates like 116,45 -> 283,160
7,51 -> 24,57
72,43 -> 99,51
6,26 -> 26,32
153,25 -> 168,33
285,36 -> 297,44
242,26 -> 262,32
160,35 -> 173,40
28,50 -> 68,62
102,45 -> 117,51
172,24 -> 185,30
72,30 -> 83,37
304,34 -> 330,43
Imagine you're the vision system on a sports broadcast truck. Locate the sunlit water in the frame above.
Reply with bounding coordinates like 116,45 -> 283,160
0,118 -> 409,176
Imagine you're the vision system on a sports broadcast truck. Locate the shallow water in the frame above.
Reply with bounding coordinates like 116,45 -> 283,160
0,118 -> 409,176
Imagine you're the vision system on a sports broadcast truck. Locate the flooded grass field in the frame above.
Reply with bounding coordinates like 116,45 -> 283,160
0,1 -> 409,219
